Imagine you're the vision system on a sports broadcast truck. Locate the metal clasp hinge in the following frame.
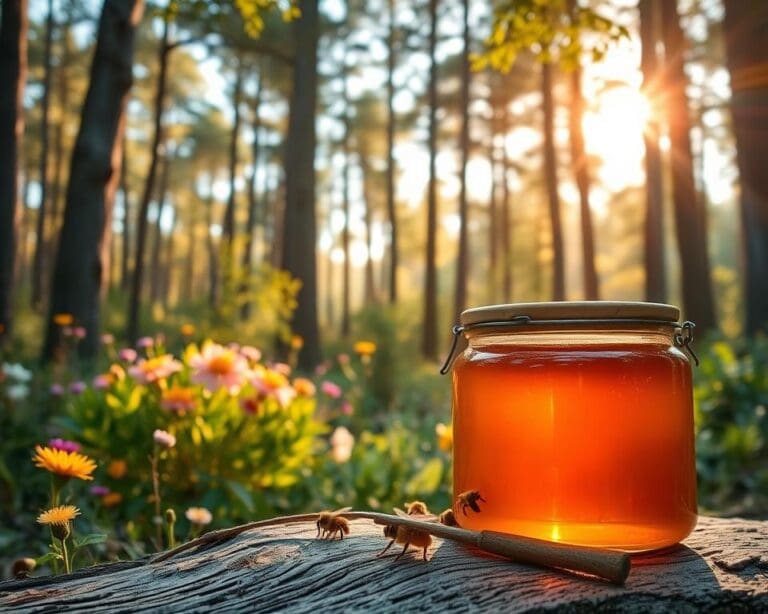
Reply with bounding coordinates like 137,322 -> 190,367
674,320 -> 699,366
440,325 -> 465,375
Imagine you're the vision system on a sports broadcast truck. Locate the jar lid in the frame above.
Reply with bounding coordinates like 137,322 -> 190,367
460,301 -> 680,327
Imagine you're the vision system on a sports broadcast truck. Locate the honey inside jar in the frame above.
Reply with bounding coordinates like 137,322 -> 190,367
451,302 -> 698,552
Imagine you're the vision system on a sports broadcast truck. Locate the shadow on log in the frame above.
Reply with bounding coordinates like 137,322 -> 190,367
1,516 -> 766,611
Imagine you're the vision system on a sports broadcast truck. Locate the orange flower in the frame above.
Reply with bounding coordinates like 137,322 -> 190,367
107,459 -> 128,480
180,323 -> 196,336
101,492 -> 123,507
37,505 -> 80,526
293,377 -> 316,397
33,446 -> 97,481
53,313 -> 74,326
290,335 -> 304,350
128,354 -> 182,384
161,385 -> 197,414
436,423 -> 453,452
353,341 -> 377,356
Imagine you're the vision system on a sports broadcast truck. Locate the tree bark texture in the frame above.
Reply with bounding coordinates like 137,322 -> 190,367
42,0 -> 142,360
422,0 -> 439,361
660,0 -> 716,332
0,0 -> 27,342
639,0 -> 667,304
281,0 -> 321,368
723,0 -> 768,334
1,517 -> 766,611
542,63 -> 565,301
127,8 -> 170,343
223,58 -> 243,249
341,54 -> 351,338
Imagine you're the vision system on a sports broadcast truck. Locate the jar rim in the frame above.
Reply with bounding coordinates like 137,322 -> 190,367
460,301 -> 680,327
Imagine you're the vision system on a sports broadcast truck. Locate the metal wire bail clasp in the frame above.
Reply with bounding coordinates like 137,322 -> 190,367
440,325 -> 465,375
674,320 -> 699,366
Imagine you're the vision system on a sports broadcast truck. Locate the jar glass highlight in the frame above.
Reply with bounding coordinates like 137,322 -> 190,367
451,303 -> 697,552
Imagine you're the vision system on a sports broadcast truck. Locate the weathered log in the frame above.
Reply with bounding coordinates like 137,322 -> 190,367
1,516 -> 766,612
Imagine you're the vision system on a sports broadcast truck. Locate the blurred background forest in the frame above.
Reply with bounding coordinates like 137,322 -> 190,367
1,0 -> 768,574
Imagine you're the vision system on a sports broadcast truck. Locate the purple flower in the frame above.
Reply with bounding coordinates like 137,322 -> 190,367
49,383 -> 65,397
72,326 -> 87,339
137,336 -> 154,349
118,348 -> 138,363
321,380 -> 342,399
89,485 -> 110,497
69,381 -> 87,395
49,438 -> 82,453
92,374 -> 111,390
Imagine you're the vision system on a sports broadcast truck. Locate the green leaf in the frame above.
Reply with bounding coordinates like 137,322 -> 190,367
226,480 -> 254,513
36,552 -> 63,566
73,533 -> 107,548
404,458 -> 444,497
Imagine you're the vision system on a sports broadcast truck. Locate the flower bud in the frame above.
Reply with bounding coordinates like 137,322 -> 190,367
165,508 -> 177,524
12,558 -> 36,578
51,522 -> 71,541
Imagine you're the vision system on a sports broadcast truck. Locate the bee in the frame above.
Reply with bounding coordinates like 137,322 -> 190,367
378,507 -> 436,562
457,490 -> 485,516
316,507 -> 352,540
439,508 -> 458,527
404,500 -> 429,515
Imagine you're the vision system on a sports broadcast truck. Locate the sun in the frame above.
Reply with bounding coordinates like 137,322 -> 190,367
583,85 -> 651,191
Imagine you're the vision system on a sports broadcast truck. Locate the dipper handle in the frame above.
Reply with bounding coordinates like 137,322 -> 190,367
477,530 -> 631,585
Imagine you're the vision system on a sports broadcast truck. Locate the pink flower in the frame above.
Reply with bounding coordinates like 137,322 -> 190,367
69,381 -> 87,395
337,353 -> 350,366
92,374 -> 112,390
128,354 -> 182,384
49,438 -> 82,453
118,348 -> 138,363
72,326 -> 86,339
153,429 -> 176,449
136,336 -> 154,348
272,362 -> 292,376
49,383 -> 65,397
240,345 -> 262,363
101,333 -> 115,345
341,400 -> 353,415
321,381 -> 342,399
330,427 -> 354,463
190,343 -> 249,394
89,485 -> 110,496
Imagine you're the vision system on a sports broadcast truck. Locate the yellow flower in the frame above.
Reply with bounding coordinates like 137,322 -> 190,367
128,354 -> 182,385
37,505 -> 80,526
290,335 -> 304,350
180,323 -> 196,336
185,507 -> 213,526
33,446 -> 97,481
53,313 -> 74,326
436,423 -> 453,452
101,492 -> 123,507
293,377 -> 316,397
353,341 -> 377,356
107,459 -> 128,480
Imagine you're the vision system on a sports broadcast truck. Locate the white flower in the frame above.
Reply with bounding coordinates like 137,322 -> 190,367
7,384 -> 29,400
330,426 -> 355,464
3,362 -> 32,382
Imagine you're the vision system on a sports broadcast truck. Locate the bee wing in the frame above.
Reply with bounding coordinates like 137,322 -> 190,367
393,507 -> 409,518
332,506 -> 353,515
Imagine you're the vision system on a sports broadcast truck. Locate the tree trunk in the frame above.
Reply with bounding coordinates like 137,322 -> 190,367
639,0 -> 666,304
120,133 -> 132,290
43,0 -> 143,360
542,63 -> 565,301
127,7 -> 170,342
0,0 -> 27,343
487,125 -> 497,304
422,0 -> 439,360
240,73 -> 262,321
206,186 -> 219,311
723,0 -> 768,333
385,0 -> 398,304
660,1 -> 716,331
101,112 -> 126,296
341,62 -> 352,337
31,0 -> 55,309
281,0 -> 320,368
453,0 -> 470,320
359,148 -> 376,303
149,152 -> 170,305
501,105 -> 512,303
568,64 -> 599,300
223,58 -> 243,249
2,517 -> 767,610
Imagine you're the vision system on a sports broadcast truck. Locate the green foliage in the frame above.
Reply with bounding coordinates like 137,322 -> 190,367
695,336 -> 768,515
476,0 -> 629,72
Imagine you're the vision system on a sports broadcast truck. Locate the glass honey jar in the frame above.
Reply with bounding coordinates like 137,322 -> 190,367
447,301 -> 698,552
